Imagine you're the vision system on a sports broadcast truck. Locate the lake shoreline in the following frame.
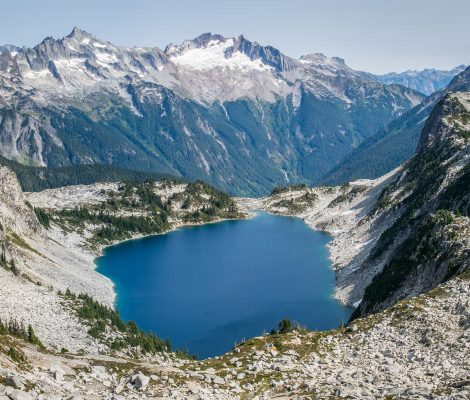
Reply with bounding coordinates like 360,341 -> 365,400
97,211 -> 351,358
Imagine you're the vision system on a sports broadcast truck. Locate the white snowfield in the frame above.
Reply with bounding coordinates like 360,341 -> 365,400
170,39 -> 271,72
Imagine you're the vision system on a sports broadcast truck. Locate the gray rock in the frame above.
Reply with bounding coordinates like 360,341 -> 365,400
452,380 -> 470,388
213,376 -> 225,385
90,366 -> 106,375
5,377 -> 24,390
385,387 -> 405,396
8,390 -> 32,400
113,385 -> 124,394
334,385 -> 357,397
38,394 -> 61,400
188,372 -> 204,381
54,369 -> 64,382
131,373 -> 150,389
242,383 -> 254,392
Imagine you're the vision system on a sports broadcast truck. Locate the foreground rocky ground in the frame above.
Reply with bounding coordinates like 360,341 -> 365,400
0,165 -> 468,398
0,271 -> 468,399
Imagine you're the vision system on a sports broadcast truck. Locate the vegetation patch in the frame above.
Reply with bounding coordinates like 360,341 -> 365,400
0,318 -> 43,348
40,180 -> 243,247
328,185 -> 367,208
271,191 -> 318,213
33,207 -> 50,228
270,184 -> 308,196
61,289 -> 169,355
61,289 -> 196,359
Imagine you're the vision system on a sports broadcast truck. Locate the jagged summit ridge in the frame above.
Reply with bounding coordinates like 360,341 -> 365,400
165,32 -> 295,72
0,27 -> 428,108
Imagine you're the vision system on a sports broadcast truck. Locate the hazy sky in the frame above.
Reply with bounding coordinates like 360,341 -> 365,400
1,0 -> 468,74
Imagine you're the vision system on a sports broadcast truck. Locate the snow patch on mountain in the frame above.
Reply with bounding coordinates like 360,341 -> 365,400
170,38 -> 271,72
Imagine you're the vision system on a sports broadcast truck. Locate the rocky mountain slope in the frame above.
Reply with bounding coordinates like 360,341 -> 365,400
374,65 -> 467,95
0,169 -> 242,354
353,90 -> 470,317
0,28 -> 425,195
0,85 -> 469,398
322,65 -> 470,185
258,88 -> 470,318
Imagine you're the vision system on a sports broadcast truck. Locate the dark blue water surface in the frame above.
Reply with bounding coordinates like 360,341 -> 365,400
96,211 -> 351,358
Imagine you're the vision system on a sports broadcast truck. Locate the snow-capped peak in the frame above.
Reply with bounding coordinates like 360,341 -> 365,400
0,28 -> 432,107
165,33 -> 296,73
165,33 -> 227,57
168,36 -> 273,72
0,44 -> 21,55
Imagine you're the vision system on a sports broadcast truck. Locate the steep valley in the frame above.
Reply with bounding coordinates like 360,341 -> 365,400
0,28 -> 429,195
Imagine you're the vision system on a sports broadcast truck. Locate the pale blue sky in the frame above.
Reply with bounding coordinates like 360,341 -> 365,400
1,0 -> 468,74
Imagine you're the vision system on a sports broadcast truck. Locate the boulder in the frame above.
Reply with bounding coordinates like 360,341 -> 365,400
53,369 -> 64,382
452,379 -> 470,388
90,366 -> 106,375
38,394 -> 61,400
188,372 -> 204,381
213,376 -> 225,385
131,373 -> 150,389
5,377 -> 24,391
8,390 -> 32,400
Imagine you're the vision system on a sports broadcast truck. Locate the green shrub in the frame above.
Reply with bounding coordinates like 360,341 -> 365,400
433,209 -> 454,225
278,318 -> 294,334
7,347 -> 23,363
63,290 -> 170,355
0,319 -> 43,348
33,208 -> 51,228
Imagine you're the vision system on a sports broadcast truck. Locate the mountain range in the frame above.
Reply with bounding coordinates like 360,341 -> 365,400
373,65 -> 467,95
0,27 -> 441,195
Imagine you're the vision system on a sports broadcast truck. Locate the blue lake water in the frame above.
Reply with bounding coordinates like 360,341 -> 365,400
96,211 -> 351,358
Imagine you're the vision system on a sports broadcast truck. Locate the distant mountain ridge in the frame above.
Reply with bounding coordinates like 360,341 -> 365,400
0,28 -> 426,195
374,65 -> 467,95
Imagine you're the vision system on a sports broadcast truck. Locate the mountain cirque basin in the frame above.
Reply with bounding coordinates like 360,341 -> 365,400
96,211 -> 351,358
